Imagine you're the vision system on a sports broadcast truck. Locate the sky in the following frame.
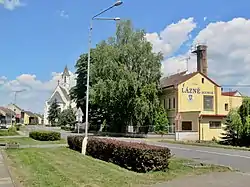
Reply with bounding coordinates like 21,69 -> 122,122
1,0 -> 250,113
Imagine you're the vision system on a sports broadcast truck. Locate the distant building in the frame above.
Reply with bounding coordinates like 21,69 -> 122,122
160,45 -> 243,141
34,113 -> 44,125
43,66 -> 77,125
7,103 -> 23,124
23,111 -> 38,125
0,107 -> 15,125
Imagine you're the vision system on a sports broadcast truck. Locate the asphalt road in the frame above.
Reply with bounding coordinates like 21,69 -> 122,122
120,139 -> 250,173
25,125 -> 250,173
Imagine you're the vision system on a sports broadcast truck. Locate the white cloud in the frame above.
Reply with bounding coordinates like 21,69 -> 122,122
0,71 -> 76,113
145,17 -> 197,57
151,17 -> 250,95
59,10 -> 69,19
1,0 -> 25,10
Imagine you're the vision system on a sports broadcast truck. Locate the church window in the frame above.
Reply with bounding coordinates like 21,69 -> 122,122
64,76 -> 66,83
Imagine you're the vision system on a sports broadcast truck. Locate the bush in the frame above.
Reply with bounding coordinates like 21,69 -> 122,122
8,126 -> 17,133
29,131 -> 61,141
67,136 -> 171,173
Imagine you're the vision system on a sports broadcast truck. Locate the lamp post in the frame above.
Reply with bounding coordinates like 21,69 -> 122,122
11,89 -> 26,127
82,1 -> 123,155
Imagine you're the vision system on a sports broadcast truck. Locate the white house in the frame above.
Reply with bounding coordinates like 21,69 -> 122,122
43,66 -> 77,125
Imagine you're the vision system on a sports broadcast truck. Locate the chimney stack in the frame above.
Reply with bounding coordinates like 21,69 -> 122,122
192,44 -> 208,76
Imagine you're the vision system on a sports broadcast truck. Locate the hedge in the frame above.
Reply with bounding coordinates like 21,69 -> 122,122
67,136 -> 171,173
29,131 -> 61,141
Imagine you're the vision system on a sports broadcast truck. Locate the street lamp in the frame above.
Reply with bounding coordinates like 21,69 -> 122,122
11,89 -> 26,126
82,1 -> 123,155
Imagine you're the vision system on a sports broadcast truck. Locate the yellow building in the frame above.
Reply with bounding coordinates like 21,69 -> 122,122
22,111 -> 38,125
160,45 -> 243,141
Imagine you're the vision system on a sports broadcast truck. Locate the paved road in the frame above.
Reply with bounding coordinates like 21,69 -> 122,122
24,126 -> 250,173
152,172 -> 250,187
111,138 -> 250,173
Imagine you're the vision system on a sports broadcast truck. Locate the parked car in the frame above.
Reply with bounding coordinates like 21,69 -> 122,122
0,124 -> 11,129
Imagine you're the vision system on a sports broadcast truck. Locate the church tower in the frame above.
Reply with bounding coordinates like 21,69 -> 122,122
61,65 -> 70,90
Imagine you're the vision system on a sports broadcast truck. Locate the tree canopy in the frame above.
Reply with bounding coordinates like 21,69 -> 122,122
71,20 -> 164,133
48,99 -> 60,126
58,106 -> 76,127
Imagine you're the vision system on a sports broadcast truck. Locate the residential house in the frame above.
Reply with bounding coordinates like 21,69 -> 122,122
34,113 -> 44,125
7,103 -> 24,124
0,107 -> 15,125
23,111 -> 38,125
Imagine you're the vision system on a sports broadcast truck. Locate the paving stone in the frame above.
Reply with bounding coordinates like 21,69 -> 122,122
0,164 -> 10,179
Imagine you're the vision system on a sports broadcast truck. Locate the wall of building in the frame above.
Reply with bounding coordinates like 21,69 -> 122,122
23,114 -> 30,125
160,88 -> 177,133
199,117 -> 226,141
178,73 -> 217,114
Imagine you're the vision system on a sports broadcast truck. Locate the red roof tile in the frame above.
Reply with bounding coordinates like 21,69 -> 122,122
160,71 -> 220,89
222,91 -> 238,96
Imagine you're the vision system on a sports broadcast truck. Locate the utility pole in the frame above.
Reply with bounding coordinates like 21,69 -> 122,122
11,89 -> 26,126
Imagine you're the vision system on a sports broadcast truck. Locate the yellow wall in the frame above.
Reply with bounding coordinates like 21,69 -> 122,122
177,73 -> 216,114
160,88 -> 177,124
200,118 -> 226,141
23,114 -> 30,125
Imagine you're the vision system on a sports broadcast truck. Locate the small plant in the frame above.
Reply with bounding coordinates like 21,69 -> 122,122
29,131 -> 61,141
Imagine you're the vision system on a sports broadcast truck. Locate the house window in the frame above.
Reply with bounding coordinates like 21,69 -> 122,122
163,99 -> 166,109
209,121 -> 221,129
182,121 -> 192,131
173,98 -> 176,108
168,98 -> 171,109
225,103 -> 229,111
203,95 -> 214,111
202,78 -> 204,83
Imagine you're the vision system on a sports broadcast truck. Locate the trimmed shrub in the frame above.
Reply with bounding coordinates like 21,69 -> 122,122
29,131 -> 61,141
67,136 -> 171,173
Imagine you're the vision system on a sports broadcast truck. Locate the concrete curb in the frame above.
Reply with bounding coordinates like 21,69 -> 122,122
19,144 -> 68,148
0,150 -> 17,187
0,136 -> 26,139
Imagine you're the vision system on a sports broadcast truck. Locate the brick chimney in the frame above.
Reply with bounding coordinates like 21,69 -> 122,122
192,45 -> 208,76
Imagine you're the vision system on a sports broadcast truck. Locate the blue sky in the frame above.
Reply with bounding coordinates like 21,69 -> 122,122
1,0 -> 250,112
1,0 -> 249,80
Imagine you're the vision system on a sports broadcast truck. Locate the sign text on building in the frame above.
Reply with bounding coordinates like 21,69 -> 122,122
182,87 -> 213,94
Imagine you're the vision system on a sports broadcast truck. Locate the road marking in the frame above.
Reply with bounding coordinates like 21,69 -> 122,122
167,145 -> 250,159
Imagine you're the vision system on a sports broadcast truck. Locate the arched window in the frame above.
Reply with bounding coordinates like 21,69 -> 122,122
64,76 -> 66,83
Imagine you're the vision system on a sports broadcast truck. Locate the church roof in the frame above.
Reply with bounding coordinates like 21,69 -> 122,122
62,66 -> 70,77
59,86 -> 70,101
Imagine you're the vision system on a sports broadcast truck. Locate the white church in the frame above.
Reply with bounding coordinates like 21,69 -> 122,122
43,66 -> 77,125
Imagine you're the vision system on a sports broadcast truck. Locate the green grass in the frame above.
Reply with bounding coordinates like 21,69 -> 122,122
0,137 -> 66,145
0,130 -> 19,136
5,147 -> 230,187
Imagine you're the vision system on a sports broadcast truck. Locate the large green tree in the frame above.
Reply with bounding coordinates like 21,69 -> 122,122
90,20 -> 163,133
58,106 -> 76,127
71,20 -> 163,133
48,99 -> 60,126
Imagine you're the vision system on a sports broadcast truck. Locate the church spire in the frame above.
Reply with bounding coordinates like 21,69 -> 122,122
62,65 -> 70,77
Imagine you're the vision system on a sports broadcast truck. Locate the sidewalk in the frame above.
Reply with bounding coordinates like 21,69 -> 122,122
0,151 -> 14,187
152,172 -> 250,187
